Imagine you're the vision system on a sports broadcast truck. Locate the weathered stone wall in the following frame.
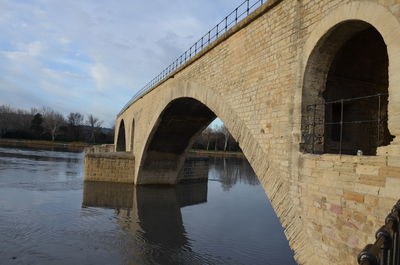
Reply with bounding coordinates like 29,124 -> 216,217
84,144 -> 115,154
84,152 -> 135,183
298,153 -> 399,264
112,0 -> 400,264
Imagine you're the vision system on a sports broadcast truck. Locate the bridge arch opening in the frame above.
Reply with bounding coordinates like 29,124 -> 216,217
116,119 -> 126,152
130,119 -> 135,152
301,20 -> 394,155
137,97 -> 216,185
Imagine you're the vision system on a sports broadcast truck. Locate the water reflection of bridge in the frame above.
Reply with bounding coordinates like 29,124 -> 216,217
82,181 -> 207,264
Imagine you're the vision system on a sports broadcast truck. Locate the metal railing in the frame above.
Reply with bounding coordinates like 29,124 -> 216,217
358,200 -> 400,265
119,0 -> 267,115
303,93 -> 388,155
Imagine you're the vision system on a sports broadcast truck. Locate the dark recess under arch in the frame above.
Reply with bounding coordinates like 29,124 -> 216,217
116,120 -> 126,152
301,20 -> 394,155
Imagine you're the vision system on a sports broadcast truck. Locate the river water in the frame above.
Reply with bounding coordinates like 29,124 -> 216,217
0,146 -> 297,265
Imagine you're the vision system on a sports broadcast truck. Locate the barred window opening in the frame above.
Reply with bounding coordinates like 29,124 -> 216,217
301,21 -> 394,155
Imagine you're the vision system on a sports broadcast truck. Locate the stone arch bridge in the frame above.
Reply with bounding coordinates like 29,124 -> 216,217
84,0 -> 400,264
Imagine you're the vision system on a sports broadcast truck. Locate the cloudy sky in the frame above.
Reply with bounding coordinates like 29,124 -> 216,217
0,0 -> 245,127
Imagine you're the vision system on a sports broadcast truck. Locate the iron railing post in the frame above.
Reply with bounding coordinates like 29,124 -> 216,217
235,8 -> 238,24
378,94 -> 381,147
339,99 -> 344,155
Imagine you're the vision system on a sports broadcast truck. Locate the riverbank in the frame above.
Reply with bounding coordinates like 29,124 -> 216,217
189,149 -> 244,158
0,138 -> 90,152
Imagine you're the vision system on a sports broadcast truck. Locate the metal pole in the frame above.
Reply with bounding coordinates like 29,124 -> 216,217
339,99 -> 344,155
247,0 -> 250,15
378,94 -> 381,148
235,8 -> 238,24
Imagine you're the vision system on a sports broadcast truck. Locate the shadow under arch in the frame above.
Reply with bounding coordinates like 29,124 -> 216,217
137,97 -> 216,185
116,119 -> 126,152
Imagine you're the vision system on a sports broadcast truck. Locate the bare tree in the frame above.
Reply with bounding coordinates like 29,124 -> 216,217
41,107 -> 65,141
0,105 -> 13,137
216,124 -> 230,151
0,105 -> 33,138
67,112 -> 84,140
67,112 -> 84,127
202,127 -> 213,150
86,114 -> 103,143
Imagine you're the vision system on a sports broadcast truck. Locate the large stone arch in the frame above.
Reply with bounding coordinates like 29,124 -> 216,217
294,1 -> 400,150
120,80 -> 311,264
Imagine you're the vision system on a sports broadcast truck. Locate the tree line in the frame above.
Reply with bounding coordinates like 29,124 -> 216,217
0,104 -> 240,151
192,125 -> 242,152
0,105 -> 113,144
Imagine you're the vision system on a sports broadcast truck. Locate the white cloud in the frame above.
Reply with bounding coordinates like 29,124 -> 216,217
58,37 -> 70,45
90,62 -> 111,91
0,0 -> 245,125
26,41 -> 45,57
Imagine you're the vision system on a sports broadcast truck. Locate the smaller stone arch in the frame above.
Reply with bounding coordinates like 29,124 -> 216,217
297,1 -> 400,155
116,119 -> 126,152
301,19 -> 394,155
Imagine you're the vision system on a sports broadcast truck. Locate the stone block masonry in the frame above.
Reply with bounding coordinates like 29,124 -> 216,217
84,152 -> 135,183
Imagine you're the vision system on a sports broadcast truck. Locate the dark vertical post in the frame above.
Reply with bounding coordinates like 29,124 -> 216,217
247,0 -> 250,15
225,16 -> 228,31
201,37 -> 204,49
235,8 -> 238,24
216,24 -> 219,38
339,99 -> 344,155
378,94 -> 381,148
